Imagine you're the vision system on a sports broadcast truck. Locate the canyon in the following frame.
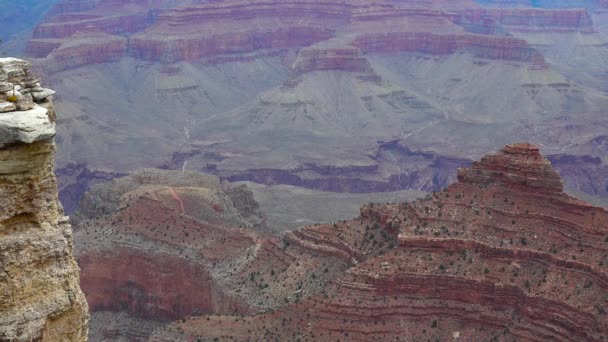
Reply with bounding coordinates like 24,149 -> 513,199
72,142 -> 608,340
2,2 -> 608,340
0,58 -> 88,340
0,0 -> 607,211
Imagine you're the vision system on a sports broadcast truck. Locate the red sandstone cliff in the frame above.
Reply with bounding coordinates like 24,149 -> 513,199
74,168 -> 403,339
145,143 -> 608,341
25,0 -> 597,69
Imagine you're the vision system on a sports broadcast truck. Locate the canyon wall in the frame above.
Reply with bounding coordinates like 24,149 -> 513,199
13,0 -> 608,209
0,58 -> 89,340
24,0 -> 568,67
149,143 -> 608,341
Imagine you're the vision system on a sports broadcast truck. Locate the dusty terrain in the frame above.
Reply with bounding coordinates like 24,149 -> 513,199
148,143 -> 608,341
73,143 -> 608,341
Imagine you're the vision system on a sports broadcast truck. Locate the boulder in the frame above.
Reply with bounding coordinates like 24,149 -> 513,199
31,88 -> 56,102
0,106 -> 55,148
0,102 -> 16,113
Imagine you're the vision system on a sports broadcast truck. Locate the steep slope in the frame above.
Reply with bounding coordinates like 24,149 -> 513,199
74,170 -> 262,339
11,0 -> 608,209
0,58 -> 88,340
75,167 -> 411,340
149,143 -> 608,341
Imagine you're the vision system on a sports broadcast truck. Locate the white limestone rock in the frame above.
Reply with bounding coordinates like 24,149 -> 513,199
31,88 -> 56,102
17,98 -> 36,111
0,102 -> 16,113
0,58 -> 29,78
0,82 -> 13,93
6,88 -> 22,98
0,106 -> 55,147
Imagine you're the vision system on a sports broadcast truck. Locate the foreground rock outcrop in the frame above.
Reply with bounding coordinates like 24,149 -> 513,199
146,143 -> 608,341
0,58 -> 88,340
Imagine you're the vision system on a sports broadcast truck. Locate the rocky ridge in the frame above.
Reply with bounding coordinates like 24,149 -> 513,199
145,144 -> 608,341
0,58 -> 88,341
74,167 -> 402,340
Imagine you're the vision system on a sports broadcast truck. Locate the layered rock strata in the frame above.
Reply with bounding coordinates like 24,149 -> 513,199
149,143 -> 608,341
25,0 -> 573,68
0,58 -> 88,341
74,167 -> 403,339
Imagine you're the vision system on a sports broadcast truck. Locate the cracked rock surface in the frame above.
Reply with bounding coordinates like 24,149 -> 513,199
0,58 -> 89,341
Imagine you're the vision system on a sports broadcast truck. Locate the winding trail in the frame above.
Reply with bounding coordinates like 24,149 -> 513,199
168,187 -> 185,214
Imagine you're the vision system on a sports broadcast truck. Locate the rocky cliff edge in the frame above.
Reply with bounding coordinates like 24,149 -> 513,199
0,58 -> 89,341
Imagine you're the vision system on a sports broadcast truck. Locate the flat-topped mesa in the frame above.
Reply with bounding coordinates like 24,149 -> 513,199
0,58 -> 88,341
457,143 -> 564,193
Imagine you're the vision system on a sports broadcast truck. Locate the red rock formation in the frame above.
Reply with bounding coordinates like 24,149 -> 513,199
148,143 -> 608,341
74,170 -> 266,336
26,0 -> 570,69
80,247 -> 251,320
75,168 -> 406,339
352,32 -> 547,67
28,32 -> 127,72
458,142 -> 563,193
24,0 -> 165,68
128,0 -> 352,62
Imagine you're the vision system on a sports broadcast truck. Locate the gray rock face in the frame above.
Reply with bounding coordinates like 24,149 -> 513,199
0,58 -> 57,147
0,57 -> 29,78
0,102 -> 16,113
31,88 -> 56,101
0,82 -> 12,92
0,106 -> 56,148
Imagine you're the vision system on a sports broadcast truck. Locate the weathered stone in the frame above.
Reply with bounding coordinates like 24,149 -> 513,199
0,103 -> 54,148
22,76 -> 40,87
5,88 -> 21,98
0,57 -> 88,340
457,142 -> 563,193
0,102 -> 16,113
31,88 -> 56,102
0,82 -> 13,92
149,143 -> 608,342
0,57 -> 28,77
16,99 -> 36,111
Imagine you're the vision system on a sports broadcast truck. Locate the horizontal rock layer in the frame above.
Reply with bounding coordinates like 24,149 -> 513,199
25,0 -> 597,68
0,58 -> 88,341
145,143 -> 608,341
